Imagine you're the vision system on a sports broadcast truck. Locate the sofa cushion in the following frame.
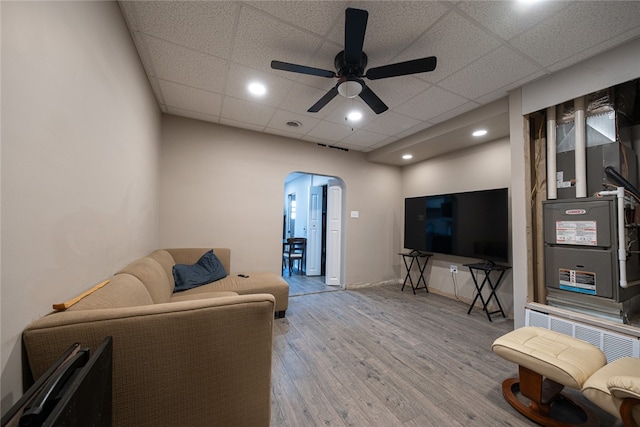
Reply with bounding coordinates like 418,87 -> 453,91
117,257 -> 172,303
170,291 -> 239,303
173,272 -> 289,312
173,250 -> 228,292
148,249 -> 177,290
67,274 -> 154,311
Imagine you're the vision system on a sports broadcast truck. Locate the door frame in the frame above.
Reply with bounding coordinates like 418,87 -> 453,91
283,172 -> 345,287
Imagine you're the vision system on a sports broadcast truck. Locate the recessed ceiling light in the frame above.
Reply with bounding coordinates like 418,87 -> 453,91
347,111 -> 362,121
248,82 -> 266,96
402,154 -> 413,160
472,129 -> 488,137
286,120 -> 302,128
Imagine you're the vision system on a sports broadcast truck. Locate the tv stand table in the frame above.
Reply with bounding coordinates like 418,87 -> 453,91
464,262 -> 511,322
399,251 -> 432,294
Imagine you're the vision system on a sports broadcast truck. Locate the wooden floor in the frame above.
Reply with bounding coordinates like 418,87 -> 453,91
282,269 -> 339,296
270,284 -> 622,427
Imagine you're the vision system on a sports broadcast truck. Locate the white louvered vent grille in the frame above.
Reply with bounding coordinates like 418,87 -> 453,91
526,309 -> 640,362
550,317 -> 573,336
603,333 -> 637,362
574,325 -> 602,349
527,310 -> 550,328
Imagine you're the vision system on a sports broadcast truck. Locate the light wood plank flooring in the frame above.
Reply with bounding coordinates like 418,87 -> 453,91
282,270 -> 339,296
271,284 -> 621,426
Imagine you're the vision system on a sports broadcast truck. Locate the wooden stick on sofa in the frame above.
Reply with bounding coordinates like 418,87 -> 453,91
52,280 -> 110,310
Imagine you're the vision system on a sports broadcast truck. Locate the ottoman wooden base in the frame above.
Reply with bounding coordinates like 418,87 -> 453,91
502,366 -> 599,427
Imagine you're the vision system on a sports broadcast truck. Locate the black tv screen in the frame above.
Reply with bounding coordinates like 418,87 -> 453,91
404,188 -> 509,263
2,336 -> 112,427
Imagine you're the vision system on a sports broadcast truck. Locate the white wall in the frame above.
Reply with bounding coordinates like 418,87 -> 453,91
159,115 -> 402,286
1,1 -> 161,412
284,174 -> 312,239
401,138 -> 513,313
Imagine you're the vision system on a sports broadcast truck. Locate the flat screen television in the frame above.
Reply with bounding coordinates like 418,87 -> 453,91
1,336 -> 112,427
404,188 -> 509,263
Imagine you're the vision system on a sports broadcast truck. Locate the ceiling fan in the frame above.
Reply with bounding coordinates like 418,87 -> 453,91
271,7 -> 437,115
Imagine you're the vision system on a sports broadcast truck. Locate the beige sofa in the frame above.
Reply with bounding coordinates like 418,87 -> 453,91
22,248 -> 288,427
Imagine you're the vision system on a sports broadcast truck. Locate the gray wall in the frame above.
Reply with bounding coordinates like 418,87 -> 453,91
158,115 -> 402,285
1,1 -> 161,412
401,138 -> 513,312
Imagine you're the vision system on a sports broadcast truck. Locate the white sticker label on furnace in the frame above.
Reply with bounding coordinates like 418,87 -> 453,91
555,220 -> 597,246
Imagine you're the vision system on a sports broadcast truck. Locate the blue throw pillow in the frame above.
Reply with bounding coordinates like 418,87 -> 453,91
172,250 -> 228,292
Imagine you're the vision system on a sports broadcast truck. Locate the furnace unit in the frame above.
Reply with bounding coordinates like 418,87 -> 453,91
544,197 -> 640,323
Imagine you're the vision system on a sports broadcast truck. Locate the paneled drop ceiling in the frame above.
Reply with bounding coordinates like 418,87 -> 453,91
119,1 -> 640,165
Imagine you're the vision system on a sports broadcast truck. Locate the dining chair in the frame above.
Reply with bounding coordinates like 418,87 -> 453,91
283,238 -> 306,276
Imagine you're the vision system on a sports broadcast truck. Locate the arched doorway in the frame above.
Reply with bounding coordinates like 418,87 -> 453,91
283,172 -> 345,294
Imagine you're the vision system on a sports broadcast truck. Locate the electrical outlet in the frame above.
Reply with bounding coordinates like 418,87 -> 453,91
450,264 -> 458,273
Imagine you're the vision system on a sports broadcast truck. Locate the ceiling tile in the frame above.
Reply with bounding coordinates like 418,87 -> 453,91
219,117 -> 266,133
266,110 -> 321,136
395,86 -> 467,121
340,128 -> 390,148
246,1 -> 347,37
456,1 -> 570,41
158,79 -> 223,117
118,1 -> 141,31
430,101 -> 482,124
224,63 -> 293,108
439,46 -> 542,100
473,69 -> 546,106
548,27 -> 640,73
368,77 -> 431,110
395,121 -> 433,140
125,1 -> 238,58
141,34 -> 228,93
395,11 -> 501,84
368,136 -> 399,152
232,5 -> 324,71
166,106 -> 220,124
305,120 -> 355,141
511,1 -> 640,68
363,111 -> 422,136
221,96 -> 275,127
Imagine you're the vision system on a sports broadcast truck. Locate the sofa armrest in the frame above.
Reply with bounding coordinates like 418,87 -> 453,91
23,294 -> 275,427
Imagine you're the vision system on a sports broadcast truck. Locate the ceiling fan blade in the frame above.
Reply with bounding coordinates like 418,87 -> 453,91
344,8 -> 368,65
271,60 -> 336,78
308,87 -> 339,113
359,85 -> 388,114
365,56 -> 437,80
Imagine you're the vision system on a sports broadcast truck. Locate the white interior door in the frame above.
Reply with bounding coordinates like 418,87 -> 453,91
306,186 -> 322,276
326,184 -> 342,287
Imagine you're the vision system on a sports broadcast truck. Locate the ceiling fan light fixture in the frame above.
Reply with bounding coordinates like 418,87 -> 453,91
337,80 -> 363,98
